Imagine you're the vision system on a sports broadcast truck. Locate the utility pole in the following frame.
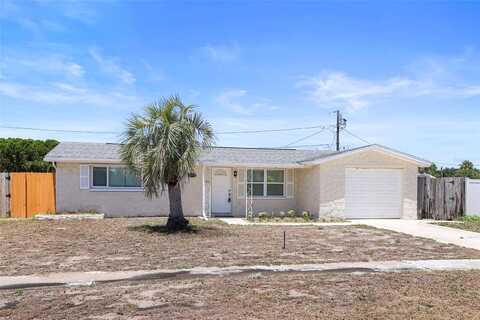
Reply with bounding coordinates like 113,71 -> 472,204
335,110 -> 347,151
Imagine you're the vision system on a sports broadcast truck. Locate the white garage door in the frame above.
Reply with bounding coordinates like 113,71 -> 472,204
345,168 -> 402,219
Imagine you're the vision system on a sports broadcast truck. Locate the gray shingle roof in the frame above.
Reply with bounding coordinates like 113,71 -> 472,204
44,142 -> 336,166
199,147 -> 334,165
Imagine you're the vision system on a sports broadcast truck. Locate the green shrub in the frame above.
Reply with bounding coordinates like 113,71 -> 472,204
461,215 -> 480,222
287,209 -> 296,218
257,212 -> 269,220
279,211 -> 286,219
302,211 -> 311,221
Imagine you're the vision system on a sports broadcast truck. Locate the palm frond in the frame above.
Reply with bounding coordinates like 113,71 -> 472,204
120,95 -> 215,198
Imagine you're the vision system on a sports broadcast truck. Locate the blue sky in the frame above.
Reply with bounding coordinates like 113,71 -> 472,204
1,1 -> 480,167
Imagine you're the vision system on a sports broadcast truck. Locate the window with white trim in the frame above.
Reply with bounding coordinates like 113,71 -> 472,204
91,166 -> 142,188
247,169 -> 285,197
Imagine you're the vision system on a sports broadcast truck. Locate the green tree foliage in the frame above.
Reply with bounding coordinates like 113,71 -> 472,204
422,160 -> 480,178
457,160 -> 480,178
0,138 -> 59,172
121,95 -> 214,230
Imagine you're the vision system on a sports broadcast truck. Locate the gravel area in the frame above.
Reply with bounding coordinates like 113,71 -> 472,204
1,218 -> 480,276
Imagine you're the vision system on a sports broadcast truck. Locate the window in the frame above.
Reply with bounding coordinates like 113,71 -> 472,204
267,170 -> 284,196
247,169 -> 284,197
92,166 -> 142,188
92,167 -> 107,187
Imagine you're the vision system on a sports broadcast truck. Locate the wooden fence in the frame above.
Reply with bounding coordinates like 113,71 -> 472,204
9,172 -> 56,218
418,175 -> 465,220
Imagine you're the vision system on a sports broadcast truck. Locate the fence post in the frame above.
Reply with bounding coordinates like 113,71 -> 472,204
0,173 -> 10,218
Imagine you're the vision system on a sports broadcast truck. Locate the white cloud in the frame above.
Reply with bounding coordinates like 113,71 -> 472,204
89,48 -> 135,85
7,56 -> 85,78
0,80 -> 142,107
215,89 -> 279,115
201,44 -> 240,63
300,53 -> 480,110
141,60 -> 166,82
299,72 -> 417,110
216,89 -> 250,114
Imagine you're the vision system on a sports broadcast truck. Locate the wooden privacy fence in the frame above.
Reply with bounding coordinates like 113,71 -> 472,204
418,175 -> 465,220
9,172 -> 56,218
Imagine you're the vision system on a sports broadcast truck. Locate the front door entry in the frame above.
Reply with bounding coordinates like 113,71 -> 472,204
211,168 -> 232,215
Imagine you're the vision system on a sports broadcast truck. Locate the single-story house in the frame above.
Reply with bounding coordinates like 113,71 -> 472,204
44,142 -> 431,219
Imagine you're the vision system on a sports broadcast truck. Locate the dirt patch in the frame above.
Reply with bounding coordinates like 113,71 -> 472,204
1,218 -> 480,276
1,270 -> 480,319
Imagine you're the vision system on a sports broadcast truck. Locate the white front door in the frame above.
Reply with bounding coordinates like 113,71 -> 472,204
211,168 -> 232,214
345,168 -> 402,219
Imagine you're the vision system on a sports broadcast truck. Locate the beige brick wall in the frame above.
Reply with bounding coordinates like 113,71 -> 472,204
317,149 -> 419,219
55,163 -> 203,217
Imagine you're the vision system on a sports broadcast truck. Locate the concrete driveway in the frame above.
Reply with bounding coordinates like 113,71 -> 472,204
357,219 -> 480,251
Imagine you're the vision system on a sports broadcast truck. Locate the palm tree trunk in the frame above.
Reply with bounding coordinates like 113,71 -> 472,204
166,182 -> 189,230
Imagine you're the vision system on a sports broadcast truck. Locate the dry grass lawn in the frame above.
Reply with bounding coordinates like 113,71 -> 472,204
1,218 -> 480,276
1,270 -> 480,319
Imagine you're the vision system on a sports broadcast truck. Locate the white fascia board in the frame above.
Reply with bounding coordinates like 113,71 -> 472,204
48,159 -> 306,168
301,145 -> 432,167
199,161 -> 304,168
44,158 -> 123,164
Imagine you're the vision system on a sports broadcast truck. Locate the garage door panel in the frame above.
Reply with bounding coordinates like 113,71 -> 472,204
345,168 -> 402,219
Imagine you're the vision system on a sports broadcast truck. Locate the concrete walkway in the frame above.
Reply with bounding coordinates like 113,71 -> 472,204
357,219 -> 480,251
2,259 -> 480,290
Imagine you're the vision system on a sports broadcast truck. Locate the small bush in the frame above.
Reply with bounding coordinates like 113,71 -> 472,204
287,209 -> 297,218
279,211 -> 286,219
461,215 -> 480,222
317,215 -> 346,223
302,211 -> 311,221
257,212 -> 269,220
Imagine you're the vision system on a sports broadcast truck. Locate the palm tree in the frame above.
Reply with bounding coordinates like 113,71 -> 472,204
120,95 -> 214,231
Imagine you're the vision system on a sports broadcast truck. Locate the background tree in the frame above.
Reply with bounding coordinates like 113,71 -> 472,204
423,163 -> 439,177
121,95 -> 214,231
421,161 -> 480,178
0,138 -> 58,172
457,160 -> 480,178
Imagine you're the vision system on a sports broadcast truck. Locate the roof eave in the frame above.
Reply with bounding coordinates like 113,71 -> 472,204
300,145 -> 432,167
199,161 -> 305,168
44,157 -> 123,163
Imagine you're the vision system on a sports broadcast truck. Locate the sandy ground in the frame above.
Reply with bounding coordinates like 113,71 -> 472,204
1,270 -> 480,319
1,218 -> 480,276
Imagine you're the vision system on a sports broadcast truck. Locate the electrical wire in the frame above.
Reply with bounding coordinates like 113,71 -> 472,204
343,128 -> 371,145
0,126 -> 119,134
281,127 -> 328,147
0,124 -> 335,135
283,143 -> 331,149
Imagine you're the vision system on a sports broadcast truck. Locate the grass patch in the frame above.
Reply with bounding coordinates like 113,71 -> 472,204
434,216 -> 480,233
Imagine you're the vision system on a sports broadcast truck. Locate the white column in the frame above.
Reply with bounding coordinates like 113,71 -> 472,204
202,165 -> 207,219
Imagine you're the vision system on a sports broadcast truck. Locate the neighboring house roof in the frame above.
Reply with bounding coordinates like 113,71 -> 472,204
44,142 -> 431,167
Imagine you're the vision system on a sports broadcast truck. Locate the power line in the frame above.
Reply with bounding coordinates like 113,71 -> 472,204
0,125 -> 119,134
343,128 -> 371,145
0,124 -> 334,135
282,127 -> 329,147
217,124 -> 334,135
284,143 -> 331,148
